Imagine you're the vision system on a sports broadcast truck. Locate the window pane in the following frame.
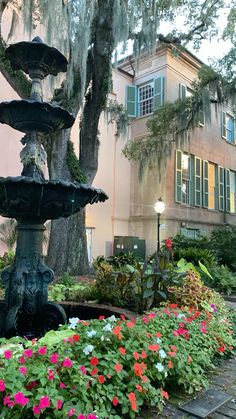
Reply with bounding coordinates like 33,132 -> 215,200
138,83 -> 154,116
230,171 -> 235,213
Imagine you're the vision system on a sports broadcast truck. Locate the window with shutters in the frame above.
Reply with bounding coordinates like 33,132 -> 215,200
222,112 -> 235,143
125,76 -> 164,118
182,154 -> 191,204
138,82 -> 154,116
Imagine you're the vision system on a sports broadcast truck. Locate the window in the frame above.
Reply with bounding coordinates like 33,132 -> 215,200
181,154 -> 190,204
179,83 -> 204,126
208,163 -> 216,210
176,150 -> 201,206
222,112 -> 235,143
138,82 -> 154,116
180,228 -> 200,239
125,76 -> 164,117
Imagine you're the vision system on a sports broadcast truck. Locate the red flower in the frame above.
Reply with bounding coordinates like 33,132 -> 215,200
114,363 -> 123,373
168,360 -> 173,369
168,351 -> 176,358
148,344 -> 160,351
134,362 -> 147,377
90,368 -> 98,376
119,347 -> 126,355
112,326 -> 122,340
56,399 -> 63,410
39,396 -> 50,409
73,334 -> 80,342
14,392 -> 29,407
90,356 -> 99,366
133,351 -> 139,360
156,332 -> 162,338
98,375 -> 105,384
141,375 -> 148,383
161,389 -> 169,399
24,349 -> 33,358
141,350 -> 147,359
128,392 -> 136,402
112,396 -> 119,406
99,315 -> 105,320
218,346 -> 226,353
165,238 -> 172,249
50,353 -> 59,364
62,357 -> 73,368
127,321 -> 135,328
136,384 -> 143,392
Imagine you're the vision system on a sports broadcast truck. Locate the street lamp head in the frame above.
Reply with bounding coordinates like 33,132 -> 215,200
154,197 -> 165,214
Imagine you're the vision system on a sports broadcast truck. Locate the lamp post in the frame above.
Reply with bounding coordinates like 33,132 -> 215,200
154,197 -> 165,255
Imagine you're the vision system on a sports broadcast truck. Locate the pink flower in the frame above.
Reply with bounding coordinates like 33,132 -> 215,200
38,346 -> 47,355
24,349 -> 33,358
4,350 -> 12,359
19,355 -> 26,364
56,399 -> 63,410
68,408 -> 76,416
14,392 -> 29,407
48,369 -> 54,380
50,353 -> 59,364
60,381 -> 66,388
19,366 -> 27,376
32,405 -> 41,415
0,379 -> 5,392
3,395 -> 14,407
87,415 -> 97,419
77,415 -> 86,419
62,357 -> 73,368
39,396 -> 50,409
80,365 -> 86,375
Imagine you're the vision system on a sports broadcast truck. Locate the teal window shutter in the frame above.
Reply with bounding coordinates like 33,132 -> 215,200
225,169 -> 230,212
154,76 -> 164,110
221,111 -> 226,138
175,150 -> 182,203
190,155 -> 195,205
126,85 -> 136,117
203,160 -> 209,208
219,166 -> 225,211
195,156 -> 202,206
179,83 -> 186,100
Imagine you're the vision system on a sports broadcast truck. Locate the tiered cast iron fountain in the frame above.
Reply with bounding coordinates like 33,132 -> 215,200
0,37 -> 108,339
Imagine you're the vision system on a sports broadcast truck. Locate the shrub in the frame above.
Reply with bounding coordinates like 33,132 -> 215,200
201,265 -> 236,296
172,234 -> 210,250
48,282 -> 98,303
0,302 -> 234,418
209,226 -> 236,270
173,247 -> 216,268
168,270 -> 219,310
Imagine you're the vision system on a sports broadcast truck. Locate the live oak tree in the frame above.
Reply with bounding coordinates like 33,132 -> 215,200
0,0 -> 234,274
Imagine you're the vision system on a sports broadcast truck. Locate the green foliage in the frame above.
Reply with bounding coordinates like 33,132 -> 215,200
202,265 -> 236,296
173,247 -> 216,268
209,226 -> 236,271
67,140 -> 87,183
104,99 -> 129,137
93,254 -> 138,307
48,280 -> 97,303
0,301 -> 234,418
0,251 -> 15,273
172,233 -> 210,250
58,272 -> 76,287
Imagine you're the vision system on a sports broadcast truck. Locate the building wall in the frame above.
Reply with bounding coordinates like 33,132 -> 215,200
121,46 -> 236,256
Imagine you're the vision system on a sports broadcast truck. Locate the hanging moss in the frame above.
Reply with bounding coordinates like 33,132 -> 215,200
0,39 -> 31,98
104,98 -> 129,137
67,140 -> 87,183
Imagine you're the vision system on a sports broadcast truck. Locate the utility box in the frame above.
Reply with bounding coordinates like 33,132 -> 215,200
114,236 -> 146,260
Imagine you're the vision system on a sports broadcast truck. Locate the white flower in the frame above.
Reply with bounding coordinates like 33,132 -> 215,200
177,313 -> 185,319
159,349 -> 167,359
86,330 -> 97,338
156,338 -> 162,344
155,363 -> 164,372
68,317 -> 79,329
103,323 -> 113,332
83,345 -> 94,355
100,335 -> 105,341
107,315 -> 117,322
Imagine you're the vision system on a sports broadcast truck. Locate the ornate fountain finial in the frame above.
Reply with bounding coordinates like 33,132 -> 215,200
32,36 -> 43,43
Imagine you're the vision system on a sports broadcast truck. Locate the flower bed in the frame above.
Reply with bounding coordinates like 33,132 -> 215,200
0,302 -> 234,418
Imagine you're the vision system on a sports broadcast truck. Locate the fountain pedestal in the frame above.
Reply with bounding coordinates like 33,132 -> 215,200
0,37 -> 108,338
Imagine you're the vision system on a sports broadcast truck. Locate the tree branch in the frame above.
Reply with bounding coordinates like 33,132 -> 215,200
0,36 -> 31,99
